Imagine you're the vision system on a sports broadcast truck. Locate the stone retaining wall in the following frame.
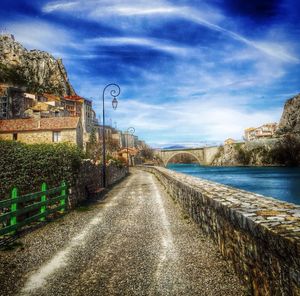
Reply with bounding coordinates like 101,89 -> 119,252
142,166 -> 300,296
69,160 -> 128,207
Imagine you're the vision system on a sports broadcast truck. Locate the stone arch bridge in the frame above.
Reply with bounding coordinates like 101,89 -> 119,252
156,147 -> 220,167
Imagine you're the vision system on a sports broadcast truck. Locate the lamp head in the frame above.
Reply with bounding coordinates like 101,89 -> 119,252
112,97 -> 118,110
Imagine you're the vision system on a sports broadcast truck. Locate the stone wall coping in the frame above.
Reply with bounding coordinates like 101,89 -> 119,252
147,166 -> 300,248
142,165 -> 300,293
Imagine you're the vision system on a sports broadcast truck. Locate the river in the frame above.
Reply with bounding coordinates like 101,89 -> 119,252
167,164 -> 300,205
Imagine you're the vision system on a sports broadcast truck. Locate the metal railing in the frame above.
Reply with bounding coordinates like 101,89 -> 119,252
0,181 -> 67,236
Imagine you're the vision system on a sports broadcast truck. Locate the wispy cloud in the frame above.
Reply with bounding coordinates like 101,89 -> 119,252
86,36 -> 190,56
42,0 -> 180,15
98,5 -> 179,16
42,1 -> 78,13
42,0 -> 299,63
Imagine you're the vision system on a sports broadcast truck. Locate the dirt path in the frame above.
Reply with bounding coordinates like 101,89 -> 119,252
0,169 -> 245,296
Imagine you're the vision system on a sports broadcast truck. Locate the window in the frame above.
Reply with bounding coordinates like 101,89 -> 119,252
13,133 -> 18,141
53,131 -> 61,142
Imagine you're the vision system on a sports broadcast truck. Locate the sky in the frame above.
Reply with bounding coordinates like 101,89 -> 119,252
0,0 -> 300,147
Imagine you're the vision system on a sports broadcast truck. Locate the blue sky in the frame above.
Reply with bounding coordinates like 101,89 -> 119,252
1,0 -> 299,147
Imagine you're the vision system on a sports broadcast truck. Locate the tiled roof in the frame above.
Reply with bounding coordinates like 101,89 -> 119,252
0,117 -> 80,132
43,93 -> 61,101
64,95 -> 84,102
119,148 -> 139,155
31,102 -> 50,111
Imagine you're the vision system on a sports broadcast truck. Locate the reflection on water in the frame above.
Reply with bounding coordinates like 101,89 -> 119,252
167,164 -> 300,205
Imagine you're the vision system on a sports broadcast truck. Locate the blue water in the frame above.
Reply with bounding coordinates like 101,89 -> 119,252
167,164 -> 300,205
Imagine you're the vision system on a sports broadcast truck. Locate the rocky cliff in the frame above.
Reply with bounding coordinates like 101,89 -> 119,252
213,93 -> 300,166
277,93 -> 300,135
0,34 -> 76,96
211,140 -> 277,166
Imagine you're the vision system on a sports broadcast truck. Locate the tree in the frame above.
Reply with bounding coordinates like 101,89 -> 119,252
140,145 -> 154,161
86,128 -> 101,162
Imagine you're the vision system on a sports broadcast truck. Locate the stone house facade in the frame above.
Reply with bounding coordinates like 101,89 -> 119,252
244,123 -> 277,141
0,117 -> 83,147
63,95 -> 83,117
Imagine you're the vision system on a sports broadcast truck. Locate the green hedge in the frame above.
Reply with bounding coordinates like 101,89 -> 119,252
0,140 -> 84,199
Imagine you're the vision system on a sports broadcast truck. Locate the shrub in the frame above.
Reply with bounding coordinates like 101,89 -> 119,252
269,134 -> 300,166
235,145 -> 251,165
107,156 -> 125,168
0,140 -> 84,199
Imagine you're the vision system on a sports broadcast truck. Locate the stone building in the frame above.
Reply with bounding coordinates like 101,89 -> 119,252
118,147 -> 139,166
0,84 -> 33,119
244,123 -> 277,141
0,117 -> 83,147
97,125 -> 114,141
81,99 -> 95,133
224,138 -> 236,145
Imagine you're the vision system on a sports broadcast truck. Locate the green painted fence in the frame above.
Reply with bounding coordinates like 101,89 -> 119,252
0,181 -> 68,236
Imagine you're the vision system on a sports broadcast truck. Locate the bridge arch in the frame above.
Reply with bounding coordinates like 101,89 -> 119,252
163,151 -> 204,167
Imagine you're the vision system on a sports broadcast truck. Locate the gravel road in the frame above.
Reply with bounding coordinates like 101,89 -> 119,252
0,168 -> 245,296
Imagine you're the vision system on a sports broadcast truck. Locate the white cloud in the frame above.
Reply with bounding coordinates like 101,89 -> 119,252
4,20 -> 75,57
90,93 -> 282,147
42,0 -> 179,15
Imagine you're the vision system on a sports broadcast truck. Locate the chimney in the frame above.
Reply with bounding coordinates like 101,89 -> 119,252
33,112 -> 41,128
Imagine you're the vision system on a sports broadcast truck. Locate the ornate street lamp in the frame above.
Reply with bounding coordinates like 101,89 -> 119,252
126,127 -> 135,167
102,83 -> 120,187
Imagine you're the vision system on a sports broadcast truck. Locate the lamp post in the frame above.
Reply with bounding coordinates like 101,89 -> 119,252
126,127 -> 135,167
102,83 -> 120,187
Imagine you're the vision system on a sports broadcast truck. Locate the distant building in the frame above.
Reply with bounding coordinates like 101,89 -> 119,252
97,125 -> 114,142
137,140 -> 146,149
118,147 -> 139,166
123,131 -> 135,148
0,117 -> 83,147
134,135 -> 139,148
224,138 -> 236,145
64,95 -> 83,117
111,130 -> 123,148
81,99 -> 94,133
245,123 -> 277,141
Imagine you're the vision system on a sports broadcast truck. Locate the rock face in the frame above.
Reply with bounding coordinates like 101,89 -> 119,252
211,140 -> 277,166
277,93 -> 300,134
211,144 -> 242,166
0,34 -> 76,96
